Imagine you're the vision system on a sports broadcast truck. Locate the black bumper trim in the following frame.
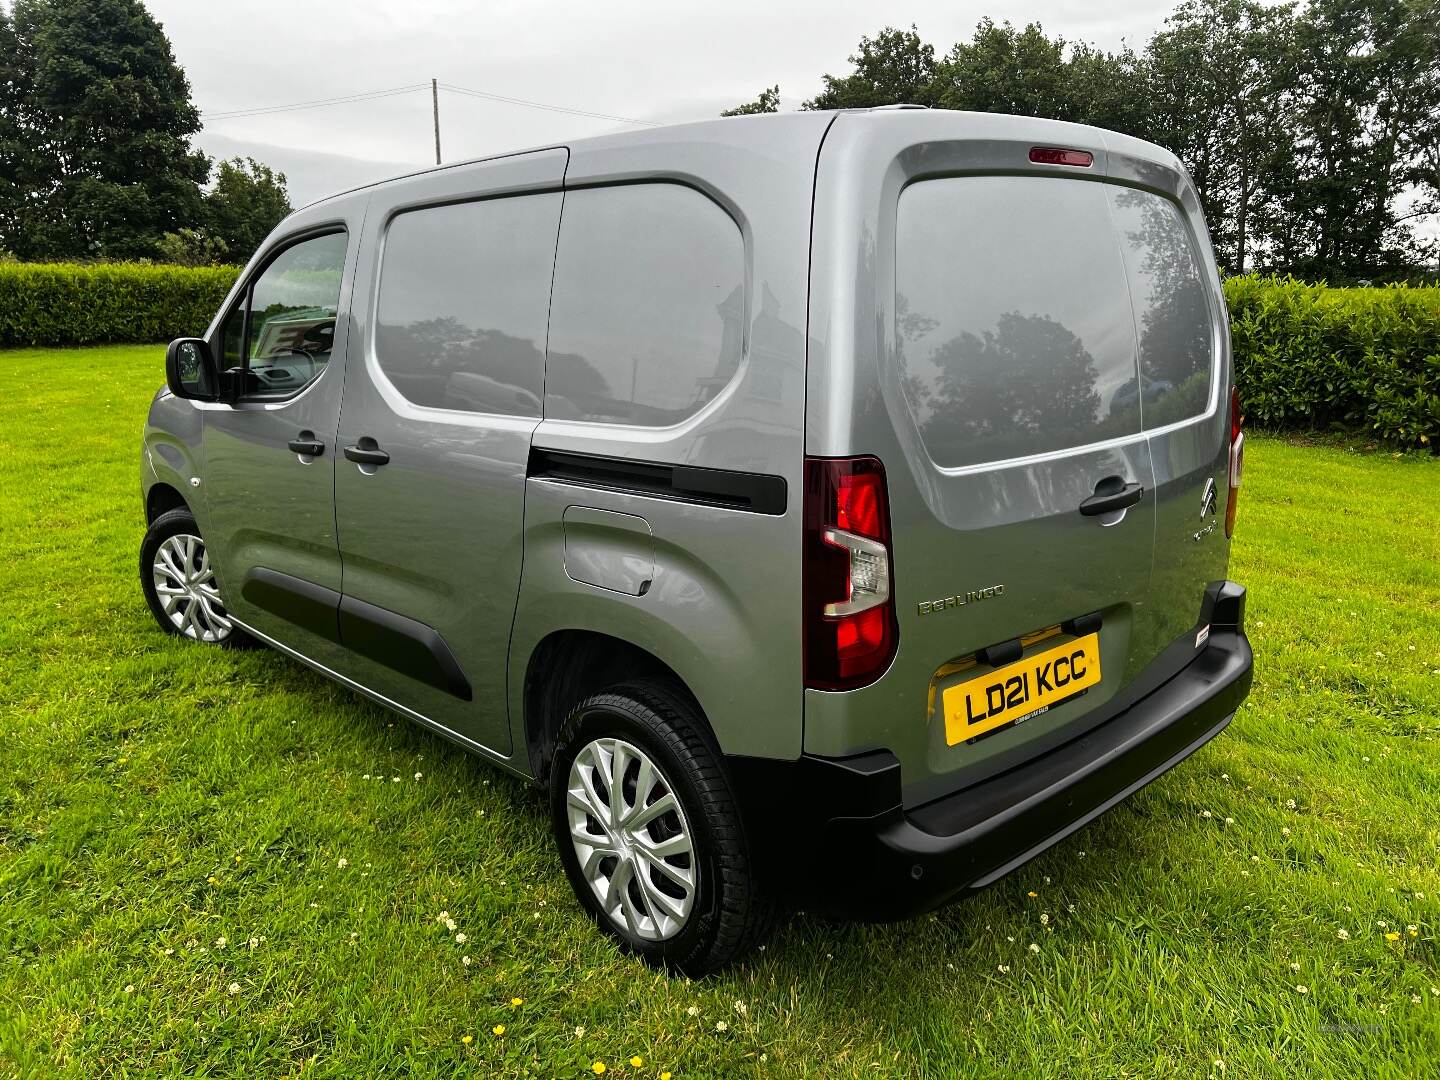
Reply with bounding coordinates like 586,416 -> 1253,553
732,588 -> 1253,921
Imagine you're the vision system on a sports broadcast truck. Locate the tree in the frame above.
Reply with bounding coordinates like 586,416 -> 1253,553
804,26 -> 938,109
1146,0 -> 1297,274
1,0 -> 209,260
933,20 -> 1072,119
721,85 -> 780,116
1278,0 -> 1440,277
156,226 -> 228,266
207,156 -> 292,261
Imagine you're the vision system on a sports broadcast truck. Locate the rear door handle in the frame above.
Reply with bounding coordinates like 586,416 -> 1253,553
1079,478 -> 1144,516
287,432 -> 325,456
343,440 -> 390,467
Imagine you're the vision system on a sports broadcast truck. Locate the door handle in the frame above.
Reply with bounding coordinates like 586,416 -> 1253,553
1079,477 -> 1144,516
343,439 -> 390,467
287,432 -> 325,456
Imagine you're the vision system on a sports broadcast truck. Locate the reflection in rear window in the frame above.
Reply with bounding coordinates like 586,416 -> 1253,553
894,177 -> 1213,469
1110,188 -> 1214,428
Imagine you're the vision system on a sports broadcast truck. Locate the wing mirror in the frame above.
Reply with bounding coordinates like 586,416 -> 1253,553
165,338 -> 220,401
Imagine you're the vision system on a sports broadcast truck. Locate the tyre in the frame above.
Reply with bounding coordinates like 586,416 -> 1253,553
549,679 -> 772,975
139,507 -> 258,648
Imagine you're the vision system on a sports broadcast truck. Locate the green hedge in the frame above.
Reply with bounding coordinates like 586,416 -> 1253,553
0,262 -> 240,348
1225,274 -> 1440,448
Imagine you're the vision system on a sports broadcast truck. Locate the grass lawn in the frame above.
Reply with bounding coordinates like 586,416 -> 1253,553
2,344 -> 1438,1079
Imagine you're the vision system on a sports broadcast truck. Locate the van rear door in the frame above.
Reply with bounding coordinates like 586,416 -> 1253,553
805,113 -> 1224,807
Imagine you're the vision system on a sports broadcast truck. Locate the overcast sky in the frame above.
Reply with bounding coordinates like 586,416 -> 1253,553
147,0 -> 1178,207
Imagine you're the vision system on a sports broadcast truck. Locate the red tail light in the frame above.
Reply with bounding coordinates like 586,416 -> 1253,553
803,456 -> 898,690
1225,386 -> 1244,538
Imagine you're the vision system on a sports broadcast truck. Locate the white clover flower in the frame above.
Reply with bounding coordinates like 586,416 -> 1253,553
445,918 -> 457,932
1224,817 -> 1235,826
1040,913 -> 1049,926
1028,943 -> 1040,954
415,772 -> 423,781
1282,827 -> 1291,837
733,1000 -> 747,1016
1200,810 -> 1213,819
1295,985 -> 1308,994
997,964 -> 1010,974
215,936 -> 227,948
1413,995 -> 1423,1004
228,982 -> 241,995
1289,962 -> 1301,972
1337,929 -> 1350,940
1221,773 -> 1230,781
124,984 -> 135,993
715,1020 -> 728,1032
337,858 -> 348,868
462,955 -> 471,966
686,1005 -> 699,1017
575,1026 -> 586,1038
455,932 -> 466,944
1285,799 -> 1297,810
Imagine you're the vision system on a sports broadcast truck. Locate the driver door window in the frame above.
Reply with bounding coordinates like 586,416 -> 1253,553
220,230 -> 349,399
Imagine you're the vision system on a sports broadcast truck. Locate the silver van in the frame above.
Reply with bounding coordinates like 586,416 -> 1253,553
142,108 -> 1253,974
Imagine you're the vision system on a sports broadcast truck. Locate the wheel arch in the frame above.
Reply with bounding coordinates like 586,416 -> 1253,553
521,629 -> 708,783
146,482 -> 190,524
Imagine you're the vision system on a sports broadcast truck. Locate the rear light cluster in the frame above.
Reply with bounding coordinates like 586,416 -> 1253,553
803,456 -> 899,690
1225,385 -> 1244,538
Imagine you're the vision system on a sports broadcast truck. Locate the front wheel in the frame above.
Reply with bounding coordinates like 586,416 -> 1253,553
139,507 -> 257,648
549,680 -> 772,975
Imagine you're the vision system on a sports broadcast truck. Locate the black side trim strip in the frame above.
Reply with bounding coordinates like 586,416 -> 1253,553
528,448 -> 787,516
241,568 -> 342,643
337,595 -> 473,701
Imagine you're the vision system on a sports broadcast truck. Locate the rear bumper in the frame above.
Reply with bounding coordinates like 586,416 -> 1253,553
731,581 -> 1254,921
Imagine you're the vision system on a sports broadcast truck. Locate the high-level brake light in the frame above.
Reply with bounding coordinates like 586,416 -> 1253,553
1029,147 -> 1093,167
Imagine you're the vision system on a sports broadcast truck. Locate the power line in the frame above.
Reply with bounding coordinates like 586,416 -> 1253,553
439,81 -> 660,127
201,81 -> 659,128
203,83 -> 429,120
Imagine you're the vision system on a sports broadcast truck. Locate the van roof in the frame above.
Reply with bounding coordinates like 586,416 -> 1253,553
295,107 -> 1183,214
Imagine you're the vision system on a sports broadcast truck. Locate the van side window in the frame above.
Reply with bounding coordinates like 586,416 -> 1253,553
1110,189 -> 1215,428
895,176 -> 1144,469
219,231 -> 348,400
375,194 -> 561,416
545,183 -> 745,426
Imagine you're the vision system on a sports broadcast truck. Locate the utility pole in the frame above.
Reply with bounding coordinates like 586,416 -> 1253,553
432,78 -> 442,165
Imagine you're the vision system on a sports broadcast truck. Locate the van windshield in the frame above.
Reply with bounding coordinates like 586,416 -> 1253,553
894,176 -> 1212,469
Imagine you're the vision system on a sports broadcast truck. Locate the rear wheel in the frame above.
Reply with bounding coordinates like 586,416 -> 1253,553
139,507 -> 257,648
549,680 -> 771,975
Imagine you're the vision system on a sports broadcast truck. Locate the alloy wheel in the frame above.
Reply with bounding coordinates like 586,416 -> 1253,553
566,736 -> 696,941
151,533 -> 232,643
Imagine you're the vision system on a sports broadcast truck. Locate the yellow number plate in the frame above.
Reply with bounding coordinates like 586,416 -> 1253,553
943,633 -> 1102,746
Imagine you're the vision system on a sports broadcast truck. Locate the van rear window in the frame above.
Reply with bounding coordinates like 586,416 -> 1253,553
894,177 -> 1213,469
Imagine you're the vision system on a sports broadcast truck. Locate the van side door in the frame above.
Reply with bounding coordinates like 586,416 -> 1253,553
330,149 -> 567,757
199,221 -> 358,662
